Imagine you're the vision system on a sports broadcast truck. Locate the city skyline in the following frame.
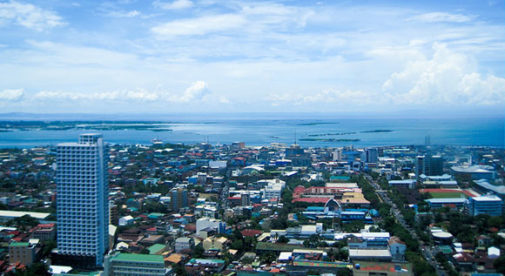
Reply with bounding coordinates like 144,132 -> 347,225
0,0 -> 504,114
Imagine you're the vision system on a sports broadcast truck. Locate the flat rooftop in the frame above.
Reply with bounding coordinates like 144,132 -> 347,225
0,210 -> 50,219
110,253 -> 164,264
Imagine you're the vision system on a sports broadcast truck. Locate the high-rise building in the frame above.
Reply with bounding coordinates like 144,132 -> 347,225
56,134 -> 109,267
363,148 -> 378,163
241,193 -> 251,206
416,154 -> 444,178
416,156 -> 424,180
424,155 -> 443,176
171,188 -> 188,211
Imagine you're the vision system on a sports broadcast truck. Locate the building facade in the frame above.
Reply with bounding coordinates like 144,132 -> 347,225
105,253 -> 166,276
56,134 -> 109,267
171,188 -> 188,211
468,195 -> 503,216
9,242 -> 39,266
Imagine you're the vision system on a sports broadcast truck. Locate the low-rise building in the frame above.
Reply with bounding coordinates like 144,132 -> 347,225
9,241 -> 40,266
175,237 -> 194,253
349,248 -> 393,262
185,258 -> 225,275
31,223 -> 56,241
105,253 -> 166,276
468,195 -> 503,216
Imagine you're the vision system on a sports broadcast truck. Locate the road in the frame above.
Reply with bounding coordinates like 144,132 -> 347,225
364,174 -> 447,276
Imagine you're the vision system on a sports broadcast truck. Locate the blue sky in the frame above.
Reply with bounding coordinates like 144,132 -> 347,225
0,0 -> 503,114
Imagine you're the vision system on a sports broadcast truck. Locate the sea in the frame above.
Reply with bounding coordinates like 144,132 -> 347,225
0,114 -> 503,148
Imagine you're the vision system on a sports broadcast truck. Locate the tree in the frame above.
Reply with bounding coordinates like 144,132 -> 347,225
495,256 -> 505,274
6,262 -> 51,276
192,243 -> 204,258
277,235 -> 289,243
230,239 -> 243,250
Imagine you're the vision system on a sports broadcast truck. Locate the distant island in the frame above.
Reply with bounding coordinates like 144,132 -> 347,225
299,138 -> 360,142
308,132 -> 356,137
0,121 -> 173,132
361,129 -> 393,133
297,122 -> 339,126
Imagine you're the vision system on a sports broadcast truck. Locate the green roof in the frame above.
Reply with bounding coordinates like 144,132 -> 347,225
148,213 -> 164,218
188,258 -> 225,264
10,242 -> 29,247
147,244 -> 166,254
111,253 -> 164,264
438,245 -> 454,254
330,175 -> 350,181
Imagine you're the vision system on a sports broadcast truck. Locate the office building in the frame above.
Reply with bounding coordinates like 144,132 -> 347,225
468,195 -> 503,216
56,134 -> 109,267
363,148 -> 378,164
171,188 -> 188,211
416,154 -> 443,177
427,155 -> 444,176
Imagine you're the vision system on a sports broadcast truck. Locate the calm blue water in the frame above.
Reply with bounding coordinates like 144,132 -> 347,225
0,117 -> 503,148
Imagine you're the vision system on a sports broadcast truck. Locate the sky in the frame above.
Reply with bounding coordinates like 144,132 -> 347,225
0,0 -> 504,115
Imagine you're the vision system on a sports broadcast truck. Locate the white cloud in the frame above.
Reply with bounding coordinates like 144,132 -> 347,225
219,96 -> 230,104
107,10 -> 141,18
30,82 -> 211,104
0,1 -> 64,31
271,89 -> 375,106
382,43 -> 505,105
153,0 -> 193,10
175,81 -> 210,102
0,88 -> 24,101
33,90 -> 160,102
152,14 -> 246,36
125,89 -> 159,101
410,12 -> 473,23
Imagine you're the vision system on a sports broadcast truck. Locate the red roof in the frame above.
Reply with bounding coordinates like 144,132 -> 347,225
241,229 -> 262,237
37,223 -> 55,228
185,224 -> 196,232
292,197 -> 331,203
419,188 -> 477,198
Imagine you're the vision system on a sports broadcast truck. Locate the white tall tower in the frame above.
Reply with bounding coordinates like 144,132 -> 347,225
57,133 -> 109,267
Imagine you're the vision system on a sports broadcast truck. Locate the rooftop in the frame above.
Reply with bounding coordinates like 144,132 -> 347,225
110,253 -> 164,264
147,244 -> 166,254
0,210 -> 50,219
9,242 -> 29,247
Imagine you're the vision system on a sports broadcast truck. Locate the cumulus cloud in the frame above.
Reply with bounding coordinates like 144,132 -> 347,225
410,12 -> 473,23
151,14 -> 246,36
0,89 -> 24,101
382,43 -> 505,105
0,1 -> 64,31
175,81 -> 210,102
153,0 -> 193,10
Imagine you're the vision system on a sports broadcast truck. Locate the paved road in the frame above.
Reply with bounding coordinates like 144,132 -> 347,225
364,174 -> 446,276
